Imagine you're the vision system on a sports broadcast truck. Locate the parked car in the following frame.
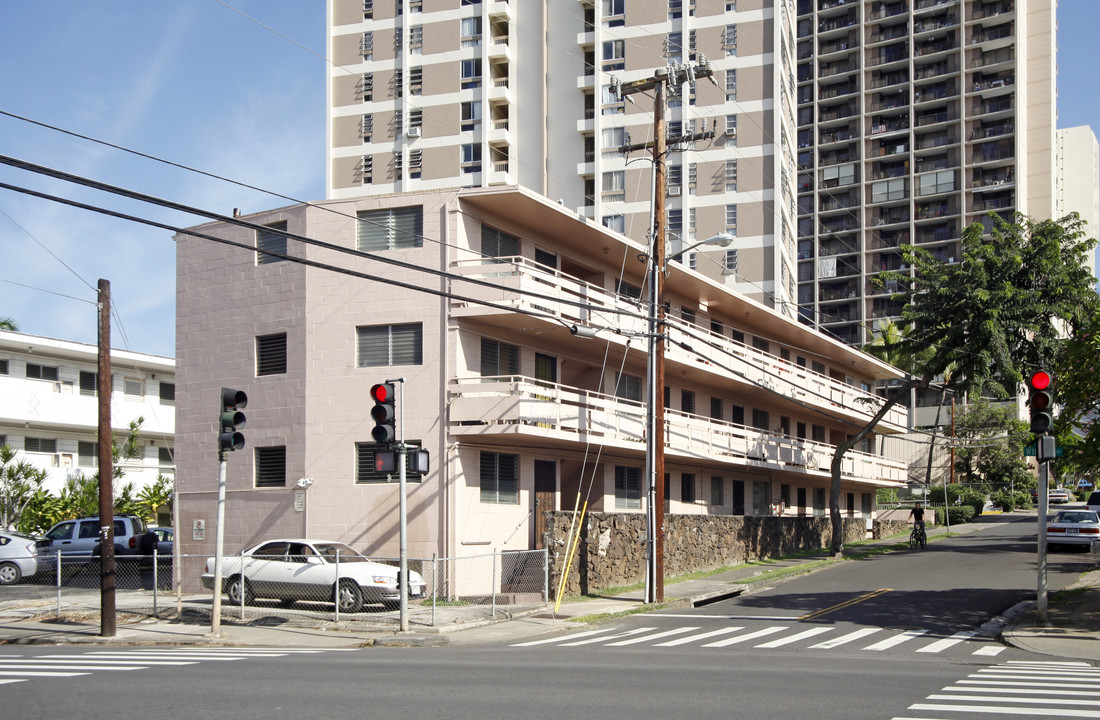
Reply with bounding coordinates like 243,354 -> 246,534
37,515 -> 150,559
1046,510 -> 1100,549
201,539 -> 426,612
1086,491 -> 1100,516
1048,489 -> 1071,504
148,527 -> 173,555
0,530 -> 39,585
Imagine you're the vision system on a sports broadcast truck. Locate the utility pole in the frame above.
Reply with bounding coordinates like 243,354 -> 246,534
97,279 -> 115,637
618,60 -> 716,605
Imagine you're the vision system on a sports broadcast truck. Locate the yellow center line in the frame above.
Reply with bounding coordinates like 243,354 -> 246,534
800,588 -> 893,621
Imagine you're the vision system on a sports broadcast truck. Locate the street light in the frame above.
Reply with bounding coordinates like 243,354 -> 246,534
665,232 -> 736,269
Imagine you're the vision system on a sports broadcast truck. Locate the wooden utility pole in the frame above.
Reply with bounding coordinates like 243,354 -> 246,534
619,61 -> 716,604
97,279 -> 116,637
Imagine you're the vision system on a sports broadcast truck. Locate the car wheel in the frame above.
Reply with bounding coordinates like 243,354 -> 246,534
0,562 -> 21,585
335,580 -> 364,613
227,575 -> 254,605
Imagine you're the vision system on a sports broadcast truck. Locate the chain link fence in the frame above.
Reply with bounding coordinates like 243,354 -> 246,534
0,548 -> 549,630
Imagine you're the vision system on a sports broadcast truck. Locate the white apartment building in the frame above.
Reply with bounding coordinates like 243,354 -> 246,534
0,331 -> 176,494
174,186 -> 907,562
1056,126 -> 1099,279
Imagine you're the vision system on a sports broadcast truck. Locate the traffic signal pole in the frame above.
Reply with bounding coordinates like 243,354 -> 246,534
1028,369 -> 1054,625
1037,460 -> 1049,623
380,377 -> 410,633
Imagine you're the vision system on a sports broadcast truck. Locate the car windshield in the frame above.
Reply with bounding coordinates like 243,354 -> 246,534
1055,512 -> 1098,524
312,543 -> 369,562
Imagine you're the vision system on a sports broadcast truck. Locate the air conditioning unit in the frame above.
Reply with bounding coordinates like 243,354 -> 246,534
407,127 -> 422,138
668,186 -> 681,196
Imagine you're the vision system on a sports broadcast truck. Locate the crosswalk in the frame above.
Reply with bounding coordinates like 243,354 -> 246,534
513,621 -> 1003,657
894,660 -> 1100,719
0,647 -> 357,687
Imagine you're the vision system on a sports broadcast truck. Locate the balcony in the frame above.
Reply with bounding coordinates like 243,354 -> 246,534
449,257 -> 907,432
448,377 -> 906,485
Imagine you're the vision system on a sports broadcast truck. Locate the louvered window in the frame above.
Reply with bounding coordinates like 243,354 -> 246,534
357,323 -> 423,367
408,149 -> 423,178
159,382 -> 175,404
80,370 -> 97,397
410,25 -> 423,53
26,363 -> 58,381
359,114 -> 373,141
256,333 -> 288,376
480,451 -> 518,504
359,155 -> 373,184
724,24 -> 737,55
257,221 -> 287,264
361,72 -> 373,101
480,337 -> 519,378
409,66 -> 423,95
360,32 -> 373,60
255,446 -> 287,488
481,226 -> 519,259
124,377 -> 143,399
357,206 -> 423,251
681,473 -> 696,504
614,466 -> 641,509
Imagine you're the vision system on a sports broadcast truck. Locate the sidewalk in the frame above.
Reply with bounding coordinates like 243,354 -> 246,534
2,516 -> 1097,660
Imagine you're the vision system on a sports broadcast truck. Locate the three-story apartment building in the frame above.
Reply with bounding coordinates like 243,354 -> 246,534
175,186 -> 906,562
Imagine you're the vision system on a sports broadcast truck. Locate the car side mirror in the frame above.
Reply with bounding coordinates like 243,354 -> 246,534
306,555 -> 322,564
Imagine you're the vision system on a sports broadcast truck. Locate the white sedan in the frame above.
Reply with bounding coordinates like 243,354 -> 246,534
201,539 -> 426,612
0,530 -> 39,585
1046,510 -> 1100,549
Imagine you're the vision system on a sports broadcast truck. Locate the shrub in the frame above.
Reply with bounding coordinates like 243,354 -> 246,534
989,489 -> 1015,512
934,505 -> 975,525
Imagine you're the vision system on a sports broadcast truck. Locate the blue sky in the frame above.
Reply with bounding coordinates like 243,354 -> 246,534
1,1 -> 1097,359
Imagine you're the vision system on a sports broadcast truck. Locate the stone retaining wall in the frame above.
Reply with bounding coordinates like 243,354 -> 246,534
547,512 -> 869,598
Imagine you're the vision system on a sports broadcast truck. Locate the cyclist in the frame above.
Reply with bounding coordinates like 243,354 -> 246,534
908,502 -> 926,539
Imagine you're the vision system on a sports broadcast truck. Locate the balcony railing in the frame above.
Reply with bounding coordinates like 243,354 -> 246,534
449,257 -> 907,431
449,376 -> 907,485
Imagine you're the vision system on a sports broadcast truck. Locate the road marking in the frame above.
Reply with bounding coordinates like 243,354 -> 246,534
971,645 -> 1005,656
605,627 -> 701,646
0,662 -> 144,671
654,627 -> 744,647
909,703 -> 1100,717
511,627 -> 619,647
928,693 -> 1100,706
917,630 -> 976,653
561,627 -> 657,646
701,626 -> 785,648
653,614 -> 800,621
0,679 -> 26,685
944,686 -> 1100,697
958,679 -> 1100,689
39,655 -> 198,666
863,629 -> 928,650
809,627 -> 880,649
800,588 -> 891,621
755,627 -> 832,648
0,670 -> 91,677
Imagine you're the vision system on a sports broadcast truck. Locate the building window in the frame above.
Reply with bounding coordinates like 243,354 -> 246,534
812,424 -> 826,443
602,0 -> 625,24
666,32 -> 682,60
123,377 -> 143,400
356,441 -> 424,483
752,408 -> 770,430
359,114 -> 373,142
257,221 -> 288,265
602,170 -> 625,201
725,69 -> 737,101
0,359 -> 6,375
725,204 -> 738,234
614,466 -> 641,509
681,473 -> 696,504
710,397 -> 723,420
481,337 -> 519,378
681,388 -> 695,414
710,476 -> 724,506
409,66 -> 423,95
602,126 -> 625,155
482,226 -> 519,259
357,323 -> 423,367
159,382 -> 175,404
461,58 -> 482,89
359,155 -> 373,184
409,24 -> 423,54
614,372 -> 643,402
668,0 -> 683,19
480,451 -> 518,504
360,72 -> 373,101
408,149 -> 422,179
360,31 -> 373,61
602,215 -> 625,233
725,158 -> 738,191
461,101 -> 481,130
602,39 -> 625,71
601,84 -> 624,115
24,437 -> 57,454
725,114 -> 737,142
617,280 -> 641,301
723,24 -> 737,56
724,249 -> 738,274
255,446 -> 287,488
78,441 -> 97,468
256,333 -> 288,376
408,107 -> 423,133
357,206 -> 423,251
460,16 -> 482,47
79,370 -> 97,397
461,143 -> 482,173
26,363 -> 59,381
159,447 -> 174,466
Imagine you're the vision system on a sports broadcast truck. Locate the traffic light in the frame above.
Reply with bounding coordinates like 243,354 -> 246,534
219,387 -> 248,452
370,382 -> 396,444
1028,370 -> 1054,434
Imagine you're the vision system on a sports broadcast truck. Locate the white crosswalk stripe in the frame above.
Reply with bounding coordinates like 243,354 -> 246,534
0,647 -> 357,688
512,621 -> 1010,657
892,660 -> 1100,719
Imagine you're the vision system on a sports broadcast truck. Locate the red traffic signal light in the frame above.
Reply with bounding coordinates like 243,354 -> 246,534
370,382 -> 397,444
1029,370 -> 1051,391
1028,370 -> 1054,434
218,387 -> 248,452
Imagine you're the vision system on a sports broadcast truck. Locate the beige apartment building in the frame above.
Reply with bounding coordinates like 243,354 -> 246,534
327,0 -> 800,316
174,186 -> 907,561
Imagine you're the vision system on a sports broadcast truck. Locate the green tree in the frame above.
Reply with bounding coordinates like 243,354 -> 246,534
137,474 -> 173,525
0,444 -> 47,530
0,317 -> 17,331
828,213 -> 1097,555
1054,303 -> 1100,472
952,400 -> 1032,492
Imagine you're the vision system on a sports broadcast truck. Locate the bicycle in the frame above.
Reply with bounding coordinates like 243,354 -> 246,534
909,523 -> 926,550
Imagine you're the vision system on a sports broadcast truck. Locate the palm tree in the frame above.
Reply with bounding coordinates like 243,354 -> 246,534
0,317 -> 17,332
